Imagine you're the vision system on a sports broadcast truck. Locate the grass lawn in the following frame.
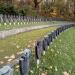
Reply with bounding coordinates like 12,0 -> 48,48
30,27 -> 75,75
0,21 -> 64,31
0,27 -> 57,66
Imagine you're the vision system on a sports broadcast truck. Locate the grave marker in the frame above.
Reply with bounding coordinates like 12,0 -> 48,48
35,41 -> 43,59
19,49 -> 31,75
35,40 -> 43,67
0,66 -> 13,75
48,33 -> 53,43
44,35 -> 50,46
42,38 -> 48,51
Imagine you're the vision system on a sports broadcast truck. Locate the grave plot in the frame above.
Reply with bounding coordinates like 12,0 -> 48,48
0,14 -> 62,31
29,27 -> 75,75
0,21 -> 51,31
0,21 -> 70,31
0,15 -> 70,31
0,24 -> 74,75
0,27 -> 57,67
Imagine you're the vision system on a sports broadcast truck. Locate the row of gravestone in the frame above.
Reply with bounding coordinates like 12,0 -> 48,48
0,14 -> 49,23
0,24 -> 75,75
35,24 -> 75,60
0,14 -> 65,23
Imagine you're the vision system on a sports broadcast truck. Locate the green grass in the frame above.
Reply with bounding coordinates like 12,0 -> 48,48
29,27 -> 75,75
0,21 -> 65,31
0,27 -> 57,66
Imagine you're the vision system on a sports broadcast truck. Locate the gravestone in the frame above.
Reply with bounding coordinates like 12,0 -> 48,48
65,25 -> 67,30
63,26 -> 65,31
58,27 -> 61,34
72,24 -> 75,27
3,15 -> 7,22
62,26 -> 65,32
61,27 -> 63,32
19,49 -> 31,75
51,31 -> 55,40
42,38 -> 48,51
7,15 -> 11,22
0,66 -> 13,75
66,25 -> 68,29
68,25 -> 70,28
48,33 -> 53,43
0,14 -> 3,22
54,30 -> 57,38
35,40 -> 43,59
58,27 -> 61,33
10,15 -> 14,22
35,40 -> 43,67
55,29 -> 58,37
59,27 -> 61,33
61,26 -> 64,32
44,35 -> 50,46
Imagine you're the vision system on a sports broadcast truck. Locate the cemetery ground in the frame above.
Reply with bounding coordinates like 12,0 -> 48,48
28,27 -> 75,75
0,27 -> 57,66
0,21 -> 75,75
0,21 -> 67,31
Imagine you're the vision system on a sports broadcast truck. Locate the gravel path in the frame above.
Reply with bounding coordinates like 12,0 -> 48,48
0,22 -> 74,39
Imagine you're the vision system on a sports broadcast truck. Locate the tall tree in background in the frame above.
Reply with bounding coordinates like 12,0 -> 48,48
73,0 -> 75,17
33,0 -> 43,15
33,0 -> 42,9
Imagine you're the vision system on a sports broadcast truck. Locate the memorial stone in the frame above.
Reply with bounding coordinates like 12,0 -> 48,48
19,49 -> 31,75
0,66 -> 13,75
35,41 -> 43,59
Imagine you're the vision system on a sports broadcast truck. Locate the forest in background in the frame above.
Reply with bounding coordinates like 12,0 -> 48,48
0,0 -> 75,20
